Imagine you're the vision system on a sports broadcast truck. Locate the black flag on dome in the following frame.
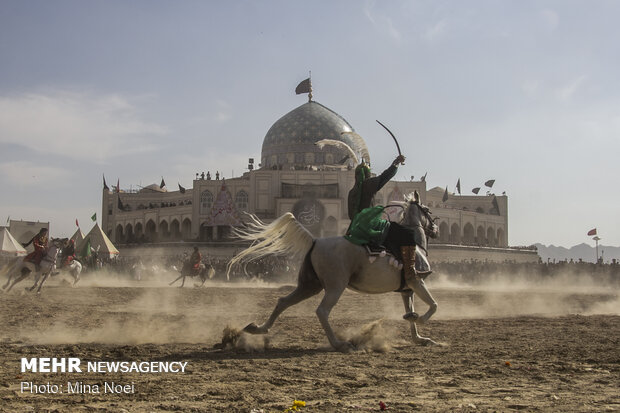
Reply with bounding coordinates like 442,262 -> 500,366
178,183 -> 186,194
472,187 -> 481,194
295,78 -> 311,95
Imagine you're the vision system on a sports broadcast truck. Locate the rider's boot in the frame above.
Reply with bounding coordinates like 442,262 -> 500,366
401,245 -> 418,320
401,245 -> 417,283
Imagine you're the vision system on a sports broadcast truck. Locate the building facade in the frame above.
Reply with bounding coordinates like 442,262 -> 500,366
102,97 -> 534,262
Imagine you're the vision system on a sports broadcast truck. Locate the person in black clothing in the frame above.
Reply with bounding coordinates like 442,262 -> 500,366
347,155 -> 405,221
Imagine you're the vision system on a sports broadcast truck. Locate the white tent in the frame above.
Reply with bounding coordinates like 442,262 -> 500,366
0,227 -> 27,257
70,228 -> 85,245
80,223 -> 119,258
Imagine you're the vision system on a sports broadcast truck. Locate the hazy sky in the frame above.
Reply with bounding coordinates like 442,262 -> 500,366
1,0 -> 618,247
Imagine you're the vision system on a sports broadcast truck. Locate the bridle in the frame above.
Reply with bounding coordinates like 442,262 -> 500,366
406,201 -> 438,238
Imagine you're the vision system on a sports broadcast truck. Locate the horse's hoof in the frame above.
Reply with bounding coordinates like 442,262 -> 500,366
243,323 -> 264,334
403,312 -> 419,321
416,338 -> 439,347
335,341 -> 355,353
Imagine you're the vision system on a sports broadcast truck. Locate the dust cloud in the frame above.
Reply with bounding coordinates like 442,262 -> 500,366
19,284 -> 267,346
403,270 -> 618,320
340,319 -> 393,353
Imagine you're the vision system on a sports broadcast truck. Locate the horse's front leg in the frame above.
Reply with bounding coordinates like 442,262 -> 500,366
36,272 -> 51,293
169,274 -> 183,286
28,274 -> 40,292
401,291 -> 436,346
72,269 -> 81,286
406,277 -> 437,324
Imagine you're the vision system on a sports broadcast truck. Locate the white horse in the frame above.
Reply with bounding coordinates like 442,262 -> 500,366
55,258 -> 83,286
227,192 -> 440,352
2,238 -> 64,293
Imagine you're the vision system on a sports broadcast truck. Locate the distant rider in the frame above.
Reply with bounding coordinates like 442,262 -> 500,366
61,239 -> 76,268
23,228 -> 49,271
189,247 -> 202,275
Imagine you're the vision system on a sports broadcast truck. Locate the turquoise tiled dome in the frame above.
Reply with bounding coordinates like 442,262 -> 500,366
261,101 -> 370,169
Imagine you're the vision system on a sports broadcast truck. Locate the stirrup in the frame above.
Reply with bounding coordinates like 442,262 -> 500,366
416,270 -> 433,280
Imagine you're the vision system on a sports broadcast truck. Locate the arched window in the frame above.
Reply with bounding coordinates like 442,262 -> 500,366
487,226 -> 496,246
125,223 -> 134,243
463,223 -> 475,245
182,218 -> 192,240
450,223 -> 461,244
115,224 -> 124,244
235,190 -> 249,211
497,228 -> 505,247
477,226 -> 485,245
200,190 -> 214,214
159,220 -> 169,240
170,219 -> 181,240
439,222 -> 450,243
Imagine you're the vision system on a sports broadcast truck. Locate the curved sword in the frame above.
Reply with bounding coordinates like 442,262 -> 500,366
376,120 -> 404,165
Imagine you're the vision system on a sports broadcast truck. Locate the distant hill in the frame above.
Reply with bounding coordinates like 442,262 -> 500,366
534,243 -> 620,263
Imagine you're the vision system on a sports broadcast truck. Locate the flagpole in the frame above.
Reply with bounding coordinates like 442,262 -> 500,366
593,236 -> 601,263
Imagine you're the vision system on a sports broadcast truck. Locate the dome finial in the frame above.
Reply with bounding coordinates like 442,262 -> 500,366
295,72 -> 313,101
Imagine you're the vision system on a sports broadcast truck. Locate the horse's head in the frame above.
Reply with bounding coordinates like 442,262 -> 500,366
48,237 -> 67,258
404,190 -> 439,239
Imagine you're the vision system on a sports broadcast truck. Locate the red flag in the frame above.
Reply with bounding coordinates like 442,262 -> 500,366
587,228 -> 597,236
75,219 -> 79,227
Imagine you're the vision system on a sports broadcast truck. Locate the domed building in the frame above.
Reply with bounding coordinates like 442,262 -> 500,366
261,100 -> 370,170
102,84 -> 537,263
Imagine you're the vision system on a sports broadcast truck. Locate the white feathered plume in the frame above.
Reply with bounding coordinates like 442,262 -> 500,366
340,131 -> 370,164
315,139 -> 359,165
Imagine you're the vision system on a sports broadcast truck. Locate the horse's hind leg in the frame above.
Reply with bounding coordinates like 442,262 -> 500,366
2,273 -> 13,290
401,291 -> 436,346
316,285 -> 354,352
6,269 -> 31,292
244,284 -> 322,334
245,257 -> 323,335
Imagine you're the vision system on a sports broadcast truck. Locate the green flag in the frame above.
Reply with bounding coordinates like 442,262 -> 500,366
80,238 -> 92,258
91,213 -> 97,222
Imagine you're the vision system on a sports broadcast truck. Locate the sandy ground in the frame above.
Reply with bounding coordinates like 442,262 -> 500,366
0,272 -> 619,412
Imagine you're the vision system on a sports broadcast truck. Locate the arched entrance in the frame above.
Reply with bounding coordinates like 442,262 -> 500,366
450,223 -> 460,244
463,223 -> 475,245
146,220 -> 157,242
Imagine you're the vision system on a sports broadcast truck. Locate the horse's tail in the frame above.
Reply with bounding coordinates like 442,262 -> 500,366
0,257 -> 20,277
226,212 -> 314,280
